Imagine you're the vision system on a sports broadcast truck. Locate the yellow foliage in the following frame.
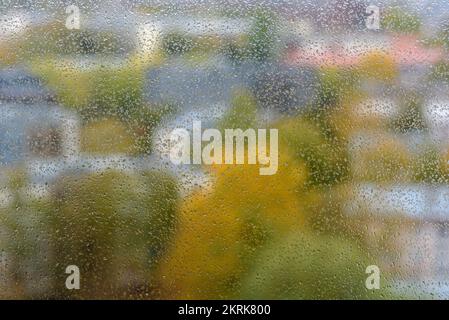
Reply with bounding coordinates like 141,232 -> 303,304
31,60 -> 92,108
157,150 -> 308,299
358,51 -> 398,82
128,49 -> 164,70
0,42 -> 19,66
81,118 -> 135,154
355,137 -> 411,182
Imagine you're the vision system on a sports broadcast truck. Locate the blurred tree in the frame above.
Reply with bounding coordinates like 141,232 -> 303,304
21,24 -> 132,57
223,40 -> 247,64
157,151 -> 308,299
381,7 -> 421,34
278,117 -> 350,188
276,117 -> 352,237
88,67 -> 144,119
390,94 -> 426,133
412,146 -> 449,184
127,104 -> 176,155
32,63 -> 145,116
157,110 -> 356,299
358,52 -> 398,83
0,42 -> 19,66
355,139 -> 411,183
218,90 -> 258,131
31,61 -> 92,109
81,118 -> 135,154
315,68 -> 359,113
162,32 -> 194,56
0,169 -> 47,298
46,170 -> 178,299
435,22 -> 449,50
247,9 -> 279,62
240,232 -> 393,299
430,61 -> 449,81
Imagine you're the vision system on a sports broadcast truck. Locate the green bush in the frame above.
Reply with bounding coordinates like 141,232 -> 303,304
412,147 -> 449,183
218,90 -> 258,131
21,26 -> 131,57
381,8 -> 421,34
162,33 -> 195,56
86,68 -> 144,119
45,170 -> 179,298
279,117 -> 350,187
390,95 -> 426,133
247,9 -> 279,62
240,232 -> 395,299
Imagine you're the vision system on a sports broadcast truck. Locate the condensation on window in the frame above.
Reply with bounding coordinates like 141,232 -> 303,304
0,0 -> 448,299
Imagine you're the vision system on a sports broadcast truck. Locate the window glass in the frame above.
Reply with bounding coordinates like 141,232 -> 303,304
0,0 -> 448,299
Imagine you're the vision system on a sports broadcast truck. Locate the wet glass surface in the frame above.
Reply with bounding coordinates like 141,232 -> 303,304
0,0 -> 448,299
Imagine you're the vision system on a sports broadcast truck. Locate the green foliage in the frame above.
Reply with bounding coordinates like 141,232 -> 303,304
0,169 -> 56,298
430,61 -> 449,81
315,68 -> 359,111
44,170 -> 179,298
390,95 -> 426,133
412,147 -> 449,183
218,90 -> 258,131
381,8 -> 421,34
357,140 -> 411,183
86,68 -> 144,119
22,25 -> 131,58
81,118 -> 135,155
279,118 -> 350,187
247,9 -> 278,62
436,23 -> 449,50
162,32 -> 195,56
0,203 -> 49,298
240,232 -> 395,299
221,9 -> 279,63
127,104 -> 176,154
222,41 -> 247,64
0,170 -> 179,298
33,62 -> 146,116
